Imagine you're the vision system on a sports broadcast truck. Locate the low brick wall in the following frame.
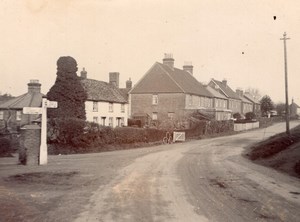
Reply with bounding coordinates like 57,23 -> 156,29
234,122 -> 259,132
19,125 -> 41,165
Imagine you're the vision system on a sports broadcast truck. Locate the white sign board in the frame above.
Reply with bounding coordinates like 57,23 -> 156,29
43,100 -> 58,108
23,107 -> 43,114
47,101 -> 58,108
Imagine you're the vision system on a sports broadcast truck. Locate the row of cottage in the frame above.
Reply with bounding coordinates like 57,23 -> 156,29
0,55 -> 262,129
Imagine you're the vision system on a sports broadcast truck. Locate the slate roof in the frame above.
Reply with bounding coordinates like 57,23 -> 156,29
130,62 -> 212,97
211,79 -> 241,100
238,95 -> 252,103
244,92 -> 261,104
205,85 -> 227,99
0,92 -> 43,109
80,79 -> 127,103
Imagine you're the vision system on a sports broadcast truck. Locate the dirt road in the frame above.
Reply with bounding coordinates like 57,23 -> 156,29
75,122 -> 300,222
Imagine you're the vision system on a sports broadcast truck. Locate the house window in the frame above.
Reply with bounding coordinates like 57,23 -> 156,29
0,111 -> 3,120
93,101 -> 98,112
152,95 -> 158,105
121,104 -> 125,113
109,103 -> 113,112
93,116 -> 98,123
109,117 -> 113,127
16,111 -> 22,121
168,112 -> 175,120
189,95 -> 192,106
152,112 -> 158,120
101,117 -> 106,126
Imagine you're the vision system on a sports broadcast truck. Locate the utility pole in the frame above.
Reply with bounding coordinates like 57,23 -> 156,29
280,32 -> 290,135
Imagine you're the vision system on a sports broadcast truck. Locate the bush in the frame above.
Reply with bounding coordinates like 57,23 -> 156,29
48,118 -> 86,145
245,112 -> 256,120
233,113 -> 242,120
0,137 -> 12,157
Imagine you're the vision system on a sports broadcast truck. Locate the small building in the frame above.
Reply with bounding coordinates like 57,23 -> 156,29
290,99 -> 300,118
79,69 -> 129,127
0,80 -> 43,131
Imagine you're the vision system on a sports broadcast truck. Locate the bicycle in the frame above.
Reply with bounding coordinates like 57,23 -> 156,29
163,131 -> 173,144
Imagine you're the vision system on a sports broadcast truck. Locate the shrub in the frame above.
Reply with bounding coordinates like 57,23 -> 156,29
245,112 -> 256,120
0,137 -> 12,157
233,113 -> 242,120
48,118 -> 86,145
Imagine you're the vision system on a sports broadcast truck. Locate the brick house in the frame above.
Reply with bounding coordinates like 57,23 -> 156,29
0,80 -> 43,131
79,69 -> 129,127
129,55 -> 214,127
244,92 -> 261,116
205,85 -> 231,120
208,79 -> 242,116
235,89 -> 254,115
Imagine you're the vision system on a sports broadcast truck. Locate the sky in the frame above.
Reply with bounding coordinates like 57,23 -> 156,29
1,0 -> 300,104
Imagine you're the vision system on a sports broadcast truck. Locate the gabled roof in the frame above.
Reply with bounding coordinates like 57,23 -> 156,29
238,95 -> 252,104
210,79 -> 241,100
80,79 -> 127,103
205,85 -> 227,99
244,92 -> 261,104
130,62 -> 212,97
0,92 -> 43,109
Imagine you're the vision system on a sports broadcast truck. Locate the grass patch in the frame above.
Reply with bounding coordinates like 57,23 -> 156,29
247,125 -> 300,160
6,171 -> 79,185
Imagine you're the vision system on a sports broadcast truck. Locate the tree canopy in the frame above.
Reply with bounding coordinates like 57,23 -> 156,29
260,95 -> 274,115
47,56 -> 87,120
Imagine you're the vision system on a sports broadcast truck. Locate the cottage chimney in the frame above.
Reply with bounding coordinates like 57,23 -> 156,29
236,89 -> 244,97
27,80 -> 41,93
109,72 -> 120,88
183,61 -> 193,75
222,79 -> 227,87
126,78 -> 132,89
80,67 -> 87,79
163,53 -> 174,69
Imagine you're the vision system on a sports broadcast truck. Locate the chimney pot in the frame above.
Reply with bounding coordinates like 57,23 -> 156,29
80,67 -> 87,79
126,78 -> 132,89
28,79 -> 41,93
183,61 -> 193,75
109,72 -> 120,88
163,53 -> 175,69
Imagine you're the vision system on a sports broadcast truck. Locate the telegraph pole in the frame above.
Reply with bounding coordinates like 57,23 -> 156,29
280,32 -> 290,135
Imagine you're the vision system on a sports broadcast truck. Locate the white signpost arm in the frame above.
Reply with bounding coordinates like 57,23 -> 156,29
39,97 -> 48,165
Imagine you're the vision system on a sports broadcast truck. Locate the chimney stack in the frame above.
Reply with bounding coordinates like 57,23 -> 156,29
183,61 -> 193,75
126,78 -> 132,89
109,72 -> 120,88
28,80 -> 41,93
222,79 -> 227,87
80,67 -> 87,79
236,89 -> 244,97
163,53 -> 174,69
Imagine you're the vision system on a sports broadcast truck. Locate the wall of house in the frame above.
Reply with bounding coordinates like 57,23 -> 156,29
130,93 -> 186,124
228,99 -> 242,114
85,101 -> 128,127
185,94 -> 213,109
214,98 -> 227,109
242,102 -> 253,114
0,109 -> 38,131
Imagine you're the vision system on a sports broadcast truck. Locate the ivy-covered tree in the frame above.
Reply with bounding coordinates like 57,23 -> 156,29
47,56 -> 87,120
260,95 -> 274,116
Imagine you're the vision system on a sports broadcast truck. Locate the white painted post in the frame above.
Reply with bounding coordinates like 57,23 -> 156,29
39,97 -> 48,165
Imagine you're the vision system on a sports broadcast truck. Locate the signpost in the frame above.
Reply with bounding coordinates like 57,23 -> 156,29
23,97 -> 58,165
